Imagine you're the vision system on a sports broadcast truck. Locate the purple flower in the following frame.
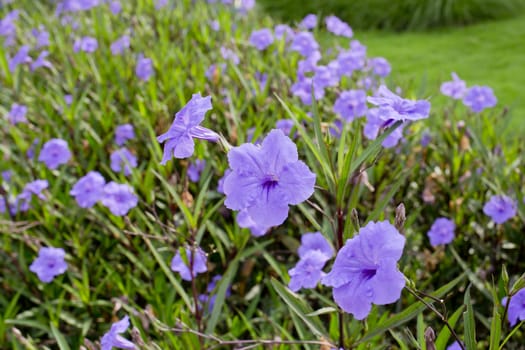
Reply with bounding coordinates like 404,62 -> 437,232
29,247 -> 68,283
447,341 -> 463,350
238,0 -> 255,12
369,57 -> 391,78
255,72 -> 268,92
325,15 -> 353,37
22,180 -> 48,201
61,0 -> 101,12
188,159 -> 206,182
115,124 -> 134,145
290,31 -> 319,57
2,170 -> 12,183
205,63 -> 225,81
73,36 -> 98,53
0,10 -> 19,41
322,221 -> 406,320
135,55 -> 153,81
249,28 -> 274,50
27,138 -> 39,159
363,108 -> 404,148
111,35 -> 130,55
288,251 -> 328,292
220,46 -> 240,64
483,195 -> 516,224
8,103 -> 28,124
110,148 -> 137,176
427,218 -> 455,247
70,171 -> 105,208
32,27 -> 50,48
236,209 -> 269,236
223,129 -> 316,231
463,86 -> 497,113
336,48 -> 366,77
157,93 -> 219,163
101,182 -> 138,216
109,1 -> 122,14
9,45 -> 31,72
171,246 -> 207,281
440,72 -> 467,99
155,0 -> 168,9
333,90 -> 368,122
297,50 -> 321,75
367,85 -> 430,122
100,315 -> 135,350
217,169 -> 231,194
38,138 -> 71,170
275,119 -> 294,137
275,24 -> 294,41
210,20 -> 220,31
502,289 -> 525,326
30,51 -> 52,71
298,232 -> 333,260
421,130 -> 432,147
291,76 -> 325,105
313,65 -> 338,89
299,14 -> 317,30
64,94 -> 73,106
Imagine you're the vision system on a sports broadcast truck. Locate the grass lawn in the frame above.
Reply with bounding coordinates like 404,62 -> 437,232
354,14 -> 525,134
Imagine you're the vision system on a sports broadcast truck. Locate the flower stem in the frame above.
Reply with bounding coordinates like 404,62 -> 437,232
336,208 -> 345,349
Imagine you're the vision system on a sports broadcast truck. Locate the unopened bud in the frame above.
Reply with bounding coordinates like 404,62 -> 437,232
424,327 -> 436,350
395,203 -> 406,233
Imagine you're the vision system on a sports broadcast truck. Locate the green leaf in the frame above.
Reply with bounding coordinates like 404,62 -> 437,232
489,288 -> 502,350
463,286 -> 477,350
50,323 -> 71,350
450,246 -> 492,300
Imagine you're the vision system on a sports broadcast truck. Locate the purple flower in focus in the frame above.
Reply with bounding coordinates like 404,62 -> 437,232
369,57 -> 391,78
100,315 -> 135,350
188,159 -> 206,182
322,221 -> 406,320
502,289 -> 525,326
38,138 -> 71,170
110,148 -> 137,176
220,46 -> 240,64
462,86 -> 497,113
290,31 -> 319,57
249,28 -> 274,50
32,27 -> 50,48
325,15 -> 353,37
299,14 -> 317,30
275,24 -> 294,41
70,171 -> 105,208
115,124 -> 134,145
298,232 -> 333,260
440,72 -> 467,99
111,35 -> 130,55
367,85 -> 430,122
171,246 -> 207,281
29,247 -> 68,283
427,218 -> 455,247
275,119 -> 294,137
9,45 -> 31,72
8,103 -> 28,124
288,251 -> 328,292
224,129 -> 316,231
363,108 -> 405,148
73,37 -> 98,53
135,55 -> 153,81
236,209 -> 269,237
30,51 -> 53,71
217,169 -> 231,194
157,93 -> 219,163
483,195 -> 516,224
101,182 -> 138,216
333,90 -> 368,122
109,1 -> 122,14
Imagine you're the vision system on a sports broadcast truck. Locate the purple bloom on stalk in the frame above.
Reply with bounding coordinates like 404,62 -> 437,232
502,288 -> 525,326
313,65 -> 338,89
115,124 -> 134,145
61,0 -> 101,12
29,247 -> 68,283
297,50 -> 321,75
462,86 -> 497,113
427,218 -> 455,247
336,48 -> 366,78
367,85 -> 430,122
275,24 -> 294,41
369,57 -> 391,78
322,221 -> 406,320
440,72 -> 467,99
333,90 -> 368,122
364,109 -> 405,148
298,232 -> 334,260
109,1 -> 122,14
291,76 -> 325,105
157,93 -> 219,163
290,31 -> 319,57
299,14 -> 317,30
100,315 -> 135,350
101,182 -> 138,216
110,148 -> 137,176
187,159 -> 206,182
8,103 -> 28,124
220,46 -> 240,64
73,37 -> 98,53
30,51 -> 52,71
70,171 -> 105,208
171,246 -> 207,281
249,28 -> 274,50
483,195 -> 516,224
22,180 -> 49,201
0,10 -> 18,39
135,55 -> 153,81
32,27 -> 50,48
288,251 -> 328,292
111,35 -> 130,55
325,15 -> 353,37
9,45 -> 31,72
223,129 -> 316,231
38,138 -> 71,170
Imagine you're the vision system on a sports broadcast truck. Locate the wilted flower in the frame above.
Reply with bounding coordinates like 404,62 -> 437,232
8,103 -> 27,124
249,28 -> 274,50
157,93 -> 219,163
101,182 -> 138,216
115,124 -> 135,145
483,195 -> 516,224
135,55 -> 153,81
290,31 -> 319,57
29,247 -> 68,283
333,90 -> 368,122
9,45 -> 31,72
100,315 -> 135,350
288,251 -> 328,292
111,34 -> 130,55
502,288 -> 525,326
188,159 -> 206,182
325,15 -> 353,37
171,246 -> 207,281
38,138 -> 71,170
223,129 -> 316,232
322,221 -> 406,320
70,171 -> 105,208
299,14 -> 317,30
427,218 -> 455,247
73,36 -> 98,53
110,148 -> 137,176
369,57 -> 391,77
367,85 -> 430,122
440,72 -> 467,99
463,86 -> 497,113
